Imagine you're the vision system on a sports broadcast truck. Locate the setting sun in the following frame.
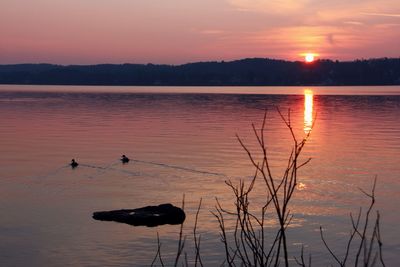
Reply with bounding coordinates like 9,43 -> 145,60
305,53 -> 315,63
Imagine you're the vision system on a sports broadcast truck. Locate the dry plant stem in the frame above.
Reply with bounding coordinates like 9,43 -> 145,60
294,245 -> 312,267
320,176 -> 386,267
356,177 -> 376,266
194,198 -> 204,267
174,195 -> 186,267
153,196 -> 206,267
212,199 -> 234,266
214,109 -> 313,267
376,212 -> 385,267
320,226 -> 342,265
151,233 -> 165,267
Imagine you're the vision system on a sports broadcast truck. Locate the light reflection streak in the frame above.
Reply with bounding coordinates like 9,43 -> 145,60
304,89 -> 313,133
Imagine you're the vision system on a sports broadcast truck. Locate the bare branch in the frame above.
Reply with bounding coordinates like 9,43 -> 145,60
319,226 -> 343,266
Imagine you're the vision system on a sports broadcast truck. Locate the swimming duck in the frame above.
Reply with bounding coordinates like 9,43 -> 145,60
121,155 -> 130,164
70,159 -> 79,168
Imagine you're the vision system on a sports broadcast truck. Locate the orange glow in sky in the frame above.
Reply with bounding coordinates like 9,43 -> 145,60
1,0 -> 400,64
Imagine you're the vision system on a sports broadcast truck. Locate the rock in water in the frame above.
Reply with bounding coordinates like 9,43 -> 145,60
92,203 -> 185,227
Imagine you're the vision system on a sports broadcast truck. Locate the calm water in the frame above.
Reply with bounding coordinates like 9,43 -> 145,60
0,85 -> 399,266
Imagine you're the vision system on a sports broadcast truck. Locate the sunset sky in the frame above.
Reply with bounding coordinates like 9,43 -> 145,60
1,0 -> 399,64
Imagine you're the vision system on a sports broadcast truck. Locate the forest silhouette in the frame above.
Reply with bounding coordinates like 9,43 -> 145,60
1,58 -> 399,86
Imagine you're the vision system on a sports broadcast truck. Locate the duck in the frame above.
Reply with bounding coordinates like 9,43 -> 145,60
70,159 -> 79,168
121,155 -> 130,164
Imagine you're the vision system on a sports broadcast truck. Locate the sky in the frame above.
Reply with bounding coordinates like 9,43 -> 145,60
1,0 -> 399,64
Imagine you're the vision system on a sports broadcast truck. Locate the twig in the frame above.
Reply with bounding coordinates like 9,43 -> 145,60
194,198 -> 204,267
174,195 -> 186,267
151,232 -> 165,267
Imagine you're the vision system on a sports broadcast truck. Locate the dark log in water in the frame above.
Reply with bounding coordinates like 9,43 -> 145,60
92,203 -> 185,227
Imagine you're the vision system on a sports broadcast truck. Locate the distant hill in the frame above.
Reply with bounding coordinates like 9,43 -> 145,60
0,58 -> 399,86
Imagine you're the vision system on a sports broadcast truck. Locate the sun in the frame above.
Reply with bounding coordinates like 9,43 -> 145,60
304,53 -> 315,63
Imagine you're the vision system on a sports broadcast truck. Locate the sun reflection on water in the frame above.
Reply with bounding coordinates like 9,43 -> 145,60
304,89 -> 314,133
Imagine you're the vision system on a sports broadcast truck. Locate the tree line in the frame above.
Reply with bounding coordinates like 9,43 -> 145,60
0,57 -> 399,86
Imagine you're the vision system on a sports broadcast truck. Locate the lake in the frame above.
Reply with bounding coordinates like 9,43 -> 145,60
0,85 -> 399,266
